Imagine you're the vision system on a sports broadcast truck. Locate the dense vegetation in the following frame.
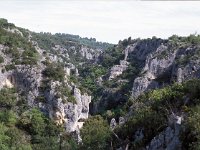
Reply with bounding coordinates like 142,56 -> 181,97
111,79 -> 200,149
1,79 -> 200,149
80,115 -> 111,150
31,32 -> 112,51
0,87 -> 62,150
62,79 -> 200,150
0,18 -> 39,66
0,87 -> 82,150
42,62 -> 65,81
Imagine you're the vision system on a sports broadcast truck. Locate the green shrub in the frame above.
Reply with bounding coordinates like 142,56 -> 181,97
114,106 -> 166,149
80,115 -> 111,150
0,110 -> 17,127
19,109 -> 45,135
181,105 -> 200,149
21,49 -> 38,65
0,88 -> 17,108
183,79 -> 200,100
6,127 -> 32,150
0,123 -> 10,149
0,18 -> 8,27
4,47 -> 20,58
56,85 -> 76,104
42,63 -> 65,81
0,55 -> 4,63
5,64 -> 16,71
69,75 -> 78,84
157,50 -> 168,59
0,18 -> 15,28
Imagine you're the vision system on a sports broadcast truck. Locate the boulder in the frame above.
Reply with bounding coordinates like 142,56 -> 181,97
110,118 -> 117,130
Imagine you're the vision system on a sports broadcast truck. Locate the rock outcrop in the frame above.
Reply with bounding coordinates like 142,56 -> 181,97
146,114 -> 183,150
64,63 -> 79,77
131,42 -> 200,99
172,46 -> 200,83
109,60 -> 129,80
45,81 -> 91,132
0,37 -> 92,136
80,45 -> 102,60
110,118 -> 117,130
131,43 -> 176,98
132,77 -> 158,98
109,45 -> 132,80
110,117 -> 126,130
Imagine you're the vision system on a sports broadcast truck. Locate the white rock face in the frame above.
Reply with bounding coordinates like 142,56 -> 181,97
177,68 -> 183,83
64,67 -> 71,76
132,77 -> 158,98
131,43 -> 176,98
0,45 -> 15,89
80,46 -> 100,60
15,65 -> 43,106
46,83 -> 91,133
109,45 -> 132,80
65,89 -> 91,132
131,43 -> 200,99
0,41 -> 91,134
143,45 -> 176,77
77,45 -> 103,62
64,63 -> 79,77
0,34 -> 93,143
52,45 -> 69,60
124,43 -> 137,61
2,78 -> 14,88
110,117 -> 125,130
110,118 -> 117,130
109,60 -> 129,80
72,88 -> 91,130
119,117 -> 125,126
0,71 -> 14,89
173,56 -> 200,83
81,47 -> 93,60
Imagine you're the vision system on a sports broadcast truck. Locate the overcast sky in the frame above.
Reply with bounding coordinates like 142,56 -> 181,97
0,0 -> 200,43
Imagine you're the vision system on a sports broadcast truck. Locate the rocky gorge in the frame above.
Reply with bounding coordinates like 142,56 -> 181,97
0,18 -> 200,149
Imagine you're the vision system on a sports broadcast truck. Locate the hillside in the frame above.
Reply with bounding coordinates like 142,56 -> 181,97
0,18 -> 200,150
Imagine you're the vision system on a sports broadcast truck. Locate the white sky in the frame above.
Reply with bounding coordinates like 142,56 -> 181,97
0,0 -> 200,43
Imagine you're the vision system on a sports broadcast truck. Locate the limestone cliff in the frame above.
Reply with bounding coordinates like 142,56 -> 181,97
129,40 -> 200,99
0,26 -> 93,137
